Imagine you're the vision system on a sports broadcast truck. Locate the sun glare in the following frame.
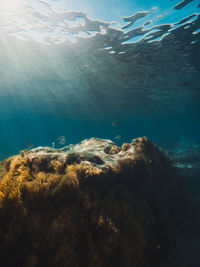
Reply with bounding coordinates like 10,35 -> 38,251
0,0 -> 26,16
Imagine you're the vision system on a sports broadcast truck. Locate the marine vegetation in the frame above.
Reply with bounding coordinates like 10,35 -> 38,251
0,137 -> 197,267
0,162 -> 3,173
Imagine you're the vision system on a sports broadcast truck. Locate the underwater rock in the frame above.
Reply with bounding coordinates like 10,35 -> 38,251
167,147 -> 200,176
23,137 -> 136,171
0,137 -> 195,267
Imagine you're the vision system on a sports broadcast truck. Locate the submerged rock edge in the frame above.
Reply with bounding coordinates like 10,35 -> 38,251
16,137 -> 159,171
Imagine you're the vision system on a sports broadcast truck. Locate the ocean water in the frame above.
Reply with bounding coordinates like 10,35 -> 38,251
0,0 -> 200,160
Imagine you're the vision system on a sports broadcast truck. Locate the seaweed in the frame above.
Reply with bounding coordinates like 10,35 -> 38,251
0,138 -> 195,267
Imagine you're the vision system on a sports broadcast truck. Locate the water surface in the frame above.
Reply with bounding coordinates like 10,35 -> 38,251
0,0 -> 199,159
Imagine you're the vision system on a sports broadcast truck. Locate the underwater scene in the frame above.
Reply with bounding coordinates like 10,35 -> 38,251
0,0 -> 200,266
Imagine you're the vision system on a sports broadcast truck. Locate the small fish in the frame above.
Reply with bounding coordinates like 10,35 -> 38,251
57,136 -> 66,145
27,142 -> 33,149
115,135 -> 121,140
52,142 -> 55,148
112,120 -> 118,126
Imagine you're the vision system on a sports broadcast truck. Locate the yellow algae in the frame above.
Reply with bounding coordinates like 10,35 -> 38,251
51,160 -> 63,173
0,137 -> 186,267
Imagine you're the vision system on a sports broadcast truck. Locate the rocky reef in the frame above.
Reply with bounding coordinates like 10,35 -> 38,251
0,137 -> 197,267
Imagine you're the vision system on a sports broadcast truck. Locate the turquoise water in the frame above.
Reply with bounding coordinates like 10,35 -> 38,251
0,0 -> 200,159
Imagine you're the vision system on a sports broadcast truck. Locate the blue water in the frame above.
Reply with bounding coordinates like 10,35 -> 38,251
0,0 -> 200,159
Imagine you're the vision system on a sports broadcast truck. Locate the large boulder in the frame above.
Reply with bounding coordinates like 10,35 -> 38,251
0,137 -> 190,267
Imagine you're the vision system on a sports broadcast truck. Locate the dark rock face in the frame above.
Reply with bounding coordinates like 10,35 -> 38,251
0,137 -> 195,267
